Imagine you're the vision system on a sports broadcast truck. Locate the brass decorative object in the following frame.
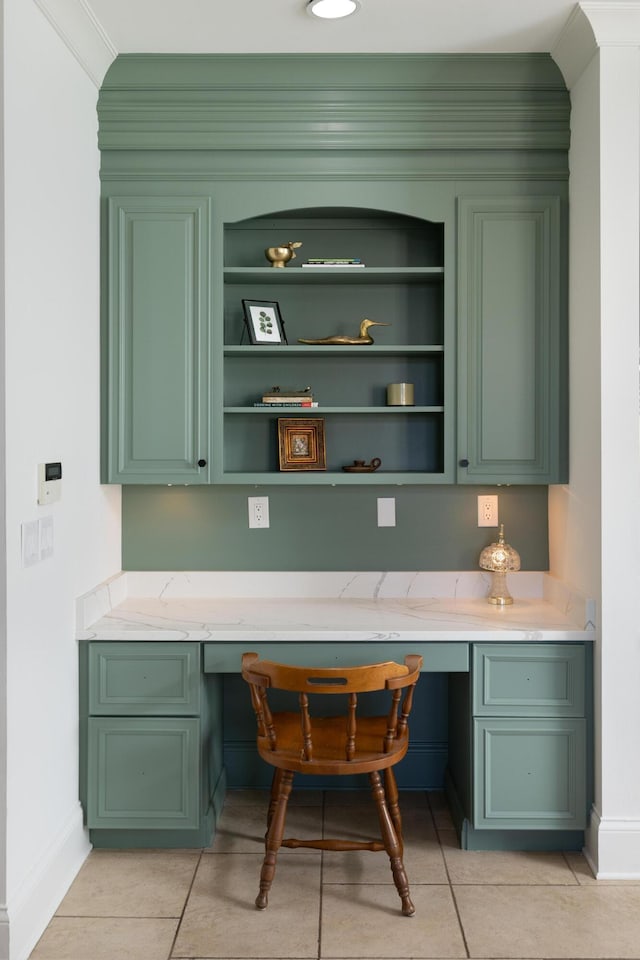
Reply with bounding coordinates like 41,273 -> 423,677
264,241 -> 302,268
479,523 -> 521,605
342,458 -> 381,473
298,318 -> 390,345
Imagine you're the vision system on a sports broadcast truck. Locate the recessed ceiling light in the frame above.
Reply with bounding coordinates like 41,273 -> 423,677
307,0 -> 361,20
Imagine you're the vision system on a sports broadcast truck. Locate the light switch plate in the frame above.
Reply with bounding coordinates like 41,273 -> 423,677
377,497 -> 396,527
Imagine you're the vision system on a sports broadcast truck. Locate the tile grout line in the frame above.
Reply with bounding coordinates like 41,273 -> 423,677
167,848 -> 204,960
431,794 -> 471,960
318,790 -> 326,960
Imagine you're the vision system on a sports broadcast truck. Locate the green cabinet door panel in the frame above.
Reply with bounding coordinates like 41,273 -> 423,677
457,196 -> 567,484
473,644 -> 585,717
103,195 -> 211,483
473,718 -> 586,830
87,717 -> 201,829
89,642 -> 201,716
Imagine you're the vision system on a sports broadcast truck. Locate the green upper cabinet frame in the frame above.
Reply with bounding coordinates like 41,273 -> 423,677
457,196 -> 568,484
102,195 -> 211,483
98,54 -> 569,486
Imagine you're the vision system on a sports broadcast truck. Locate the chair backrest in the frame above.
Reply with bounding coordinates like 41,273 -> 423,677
241,653 -> 422,763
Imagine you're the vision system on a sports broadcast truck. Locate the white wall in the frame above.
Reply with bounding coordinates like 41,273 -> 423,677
552,3 -> 640,877
2,1 -> 120,956
548,44 -> 602,807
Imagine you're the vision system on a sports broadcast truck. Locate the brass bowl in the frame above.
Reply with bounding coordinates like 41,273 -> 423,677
264,241 -> 302,268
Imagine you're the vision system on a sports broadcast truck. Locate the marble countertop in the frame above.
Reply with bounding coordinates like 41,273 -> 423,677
76,571 -> 596,645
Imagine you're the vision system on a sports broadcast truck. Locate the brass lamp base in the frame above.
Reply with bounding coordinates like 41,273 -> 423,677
487,570 -> 513,605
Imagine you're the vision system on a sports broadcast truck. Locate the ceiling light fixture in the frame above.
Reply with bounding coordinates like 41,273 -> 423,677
307,0 -> 361,20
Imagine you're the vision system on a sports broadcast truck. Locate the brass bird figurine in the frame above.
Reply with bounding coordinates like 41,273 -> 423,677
298,319 -> 390,345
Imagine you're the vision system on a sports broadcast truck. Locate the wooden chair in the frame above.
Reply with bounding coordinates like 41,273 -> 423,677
241,652 -> 423,916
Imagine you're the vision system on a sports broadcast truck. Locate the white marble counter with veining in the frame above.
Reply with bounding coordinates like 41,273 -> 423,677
76,571 -> 596,645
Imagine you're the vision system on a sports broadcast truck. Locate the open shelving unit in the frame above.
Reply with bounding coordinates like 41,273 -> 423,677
220,207 -> 448,483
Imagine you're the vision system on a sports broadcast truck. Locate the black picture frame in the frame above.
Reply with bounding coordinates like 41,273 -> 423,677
242,299 -> 287,345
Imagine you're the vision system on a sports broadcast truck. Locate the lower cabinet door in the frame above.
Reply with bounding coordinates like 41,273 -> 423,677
473,718 -> 586,830
87,717 -> 200,829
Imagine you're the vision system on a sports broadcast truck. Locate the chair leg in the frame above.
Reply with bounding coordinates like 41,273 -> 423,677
369,770 -> 415,917
256,768 -> 293,910
265,768 -> 284,842
384,767 -> 404,857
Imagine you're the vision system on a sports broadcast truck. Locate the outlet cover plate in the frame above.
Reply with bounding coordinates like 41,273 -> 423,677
477,495 -> 498,527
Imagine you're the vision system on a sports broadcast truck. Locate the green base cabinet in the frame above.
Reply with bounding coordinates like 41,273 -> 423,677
81,642 -> 223,846
87,716 -> 201,829
473,717 -> 586,830
447,643 -> 588,850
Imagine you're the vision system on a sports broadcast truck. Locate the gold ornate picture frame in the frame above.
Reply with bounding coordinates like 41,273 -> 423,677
277,418 -> 326,471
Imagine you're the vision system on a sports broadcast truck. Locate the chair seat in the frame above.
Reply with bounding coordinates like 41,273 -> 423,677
257,712 -> 409,776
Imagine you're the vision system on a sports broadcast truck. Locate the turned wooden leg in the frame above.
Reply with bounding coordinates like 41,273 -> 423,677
265,768 -> 284,842
384,767 -> 403,857
256,768 -> 293,909
369,770 -> 415,917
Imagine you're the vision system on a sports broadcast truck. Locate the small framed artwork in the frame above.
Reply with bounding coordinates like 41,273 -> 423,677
242,299 -> 287,345
278,418 -> 326,471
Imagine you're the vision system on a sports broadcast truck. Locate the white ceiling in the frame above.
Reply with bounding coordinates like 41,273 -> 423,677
59,0 -> 593,55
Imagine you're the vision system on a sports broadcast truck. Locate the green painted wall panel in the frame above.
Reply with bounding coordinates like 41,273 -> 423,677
121,484 -> 548,571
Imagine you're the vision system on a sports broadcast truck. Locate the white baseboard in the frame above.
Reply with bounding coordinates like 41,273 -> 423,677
7,803 -> 90,960
585,804 -> 640,878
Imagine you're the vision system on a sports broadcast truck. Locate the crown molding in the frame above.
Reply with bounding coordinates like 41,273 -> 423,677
553,1 -> 640,88
34,0 -> 117,87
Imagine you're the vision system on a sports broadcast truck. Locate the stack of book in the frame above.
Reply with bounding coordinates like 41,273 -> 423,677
301,258 -> 365,268
253,388 -> 318,408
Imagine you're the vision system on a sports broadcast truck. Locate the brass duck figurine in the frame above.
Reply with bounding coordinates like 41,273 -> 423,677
298,319 -> 390,345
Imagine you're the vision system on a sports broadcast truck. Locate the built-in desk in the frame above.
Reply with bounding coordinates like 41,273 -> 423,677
77,571 -> 594,852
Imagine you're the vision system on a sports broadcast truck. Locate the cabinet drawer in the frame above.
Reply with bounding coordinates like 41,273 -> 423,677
87,716 -> 200,829
473,644 -> 585,717
473,717 -> 586,830
89,643 -> 201,715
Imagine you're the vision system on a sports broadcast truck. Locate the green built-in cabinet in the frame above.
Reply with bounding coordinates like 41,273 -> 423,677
447,643 -> 588,850
457,197 -> 567,483
81,639 -> 589,850
98,54 -> 569,487
101,191 -> 567,485
103,196 -> 212,484
80,642 -> 224,847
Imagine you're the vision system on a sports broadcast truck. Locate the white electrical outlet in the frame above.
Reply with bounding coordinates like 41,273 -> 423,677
477,494 -> 498,527
248,496 -> 269,529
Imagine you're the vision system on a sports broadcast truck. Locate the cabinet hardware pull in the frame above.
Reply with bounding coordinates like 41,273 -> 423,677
197,459 -> 207,468
459,458 -> 469,467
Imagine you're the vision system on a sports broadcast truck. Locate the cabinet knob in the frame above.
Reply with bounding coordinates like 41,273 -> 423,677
459,458 -> 469,467
197,458 -> 207,468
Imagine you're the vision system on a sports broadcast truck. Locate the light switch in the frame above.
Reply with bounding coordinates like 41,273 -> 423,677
39,516 -> 54,561
21,521 -> 39,567
377,497 -> 396,527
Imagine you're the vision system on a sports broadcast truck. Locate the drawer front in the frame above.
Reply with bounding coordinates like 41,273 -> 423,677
473,717 -> 587,830
473,643 -> 585,717
89,642 -> 201,715
203,641 -> 469,674
87,716 -> 200,829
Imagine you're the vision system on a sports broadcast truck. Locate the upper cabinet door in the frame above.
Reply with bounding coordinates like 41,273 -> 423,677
457,196 -> 567,484
103,195 -> 211,484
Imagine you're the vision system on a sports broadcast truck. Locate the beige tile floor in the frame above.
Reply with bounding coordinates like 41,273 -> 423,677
29,790 -> 640,960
